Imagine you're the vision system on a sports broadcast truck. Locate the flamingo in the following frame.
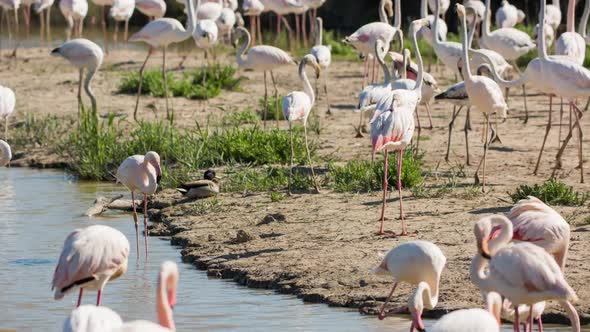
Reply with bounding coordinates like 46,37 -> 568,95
0,139 -> 11,167
546,0 -> 562,31
52,225 -> 130,307
533,22 -> 555,48
427,0 -> 463,79
556,0 -> 586,65
90,0 -> 113,53
109,0 -> 134,43
465,0 -> 486,26
470,215 -> 581,332
310,17 -> 331,115
495,0 -> 524,28
1,0 -> 20,43
59,0 -> 88,40
428,0 -> 450,19
51,39 -> 103,117
110,261 -> 178,331
34,0 -> 53,42
282,54 -> 322,195
418,0 -> 448,46
457,3 -> 507,192
372,240 -> 446,325
63,305 -> 123,332
216,5 -> 235,42
0,85 -> 15,140
426,308 -> 501,332
435,81 -> 473,165
499,298 -> 546,332
242,0 -> 264,45
231,26 -> 296,128
194,0 -> 219,62
225,0 -> 237,11
302,0 -> 325,45
134,0 -> 166,20
579,0 -> 590,44
290,1 -> 309,49
371,18 -> 427,236
129,0 -> 196,122
196,0 -> 222,21
20,0 -> 34,35
116,151 -> 162,258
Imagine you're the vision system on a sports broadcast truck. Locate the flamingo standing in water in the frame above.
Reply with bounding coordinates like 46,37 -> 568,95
372,240 -> 446,325
282,54 -> 322,195
470,215 -> 581,332
310,17 -> 331,115
90,0 -> 113,53
371,19 -> 426,236
34,0 -> 53,42
109,0 -> 134,43
59,0 -> 88,40
116,151 -> 162,258
51,39 -> 104,116
129,0 -> 196,122
0,140 -> 11,167
63,305 -> 123,332
0,85 -> 15,140
134,0 -> 165,20
52,225 -> 130,307
242,0 -> 264,45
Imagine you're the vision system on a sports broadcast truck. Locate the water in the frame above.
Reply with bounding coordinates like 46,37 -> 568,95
0,168 -> 583,331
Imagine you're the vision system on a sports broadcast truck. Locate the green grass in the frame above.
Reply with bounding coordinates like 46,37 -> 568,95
11,113 -> 71,149
328,149 -> 423,193
118,64 -> 242,100
218,107 -> 260,127
509,180 -> 589,206
223,166 -> 313,193
258,95 -> 285,121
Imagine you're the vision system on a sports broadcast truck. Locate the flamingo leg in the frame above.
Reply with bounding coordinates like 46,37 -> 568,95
295,13 -> 300,48
378,150 -> 389,235
378,281 -> 398,320
537,316 -> 544,332
162,46 -> 171,122
324,72 -> 332,115
134,47 -> 153,122
522,85 -> 528,124
475,114 -> 489,191
76,288 -> 83,307
301,13 -> 307,48
425,104 -> 433,129
250,16 -> 256,45
131,192 -> 139,257
397,149 -> 406,235
304,123 -> 321,193
465,107 -> 471,165
113,21 -> 118,43
143,193 -> 149,258
276,14 -> 281,43
270,70 -> 279,128
558,98 -> 563,149
96,289 -> 102,306
356,111 -> 364,138
552,103 -> 584,180
4,116 -> 8,141
39,10 -> 44,43
362,56 -> 369,88
124,19 -> 128,42
45,6 -> 51,43
514,306 -> 520,332
445,106 -> 463,162
534,96 -> 553,175
101,6 -> 107,53
288,121 -> 294,195
584,97 -> 590,112
257,15 -> 263,44
263,71 -> 268,129
573,104 -> 584,183
77,69 -> 83,117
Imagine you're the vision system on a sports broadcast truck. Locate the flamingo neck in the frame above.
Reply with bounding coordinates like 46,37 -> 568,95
485,292 -> 502,324
393,0 -> 401,29
315,18 -> 322,46
539,0 -> 549,61
579,0 -> 590,37
300,60 -> 315,106
375,41 -> 391,84
156,273 -> 175,330
410,281 -> 439,312
467,8 -> 478,47
433,0 -> 441,44
566,0 -> 575,32
483,0 -> 492,37
459,11 -> 474,82
378,0 -> 388,23
488,215 -> 513,255
236,28 -> 251,67
411,23 -> 424,92
186,0 -> 197,36
469,253 -> 497,293
420,0 -> 428,18
84,67 -> 98,114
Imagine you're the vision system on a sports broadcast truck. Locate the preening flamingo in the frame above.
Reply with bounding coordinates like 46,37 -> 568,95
495,0 -> 524,28
109,0 -> 134,43
51,39 -> 104,116
90,0 -> 114,52
231,26 -> 296,127
372,240 -> 446,325
282,54 -> 322,194
310,17 -> 331,115
116,151 -> 162,258
194,0 -> 219,61
129,0 -> 196,122
242,0 -> 263,45
59,0 -> 88,40
555,0 -> 586,65
0,139 -> 11,167
457,3 -> 507,192
52,225 -> 130,307
370,19 -> 426,236
470,215 -> 581,332
134,0 -> 166,20
0,84 -> 15,140
63,305 -> 123,332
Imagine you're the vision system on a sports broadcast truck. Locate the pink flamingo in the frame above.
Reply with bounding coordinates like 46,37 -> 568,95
52,225 -> 130,307
63,305 -> 123,332
242,0 -> 264,45
0,139 -> 11,167
471,215 -> 581,332
426,307 -> 501,332
372,240 -> 446,327
134,0 -> 166,20
116,151 -> 161,258
0,84 -> 15,140
370,18 -> 426,236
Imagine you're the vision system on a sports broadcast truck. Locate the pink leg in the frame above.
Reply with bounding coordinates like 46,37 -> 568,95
514,306 -> 520,332
131,192 -> 139,257
295,14 -> 300,48
371,56 -> 377,84
528,305 -> 534,332
276,14 -> 281,42
537,316 -> 544,332
96,289 -> 102,306
257,15 -> 263,43
76,288 -> 83,307
397,150 -> 406,235
378,150 -> 389,235
143,193 -> 148,258
362,57 -> 369,88
250,16 -> 256,45
378,282 -> 398,320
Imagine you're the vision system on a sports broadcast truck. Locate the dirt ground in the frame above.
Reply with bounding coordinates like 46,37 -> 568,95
5,46 -> 590,326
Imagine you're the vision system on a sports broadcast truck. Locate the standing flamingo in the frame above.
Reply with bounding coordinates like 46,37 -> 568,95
91,0 -> 113,53
0,140 -> 11,167
310,17 -> 331,115
0,85 -> 15,140
418,0 -> 448,44
372,240 -> 446,325
495,0 -> 524,28
425,308 -> 500,332
231,26 -> 296,128
52,225 -> 130,307
63,305 -> 123,332
20,0 -> 34,35
216,4 -> 235,42
194,0 -> 219,63
129,0 -> 196,122
282,54 -> 322,195
457,3 -> 507,192
59,0 -> 88,40
134,0 -> 165,20
427,0 -> 462,79
1,0 -> 20,43
546,0 -> 562,31
371,19 -> 426,236
116,151 -> 162,258
196,0 -> 222,21
242,0 -> 264,45
428,0 -> 450,19
109,0 -> 134,43
556,0 -> 586,65
34,0 -> 53,42
470,215 -> 581,332
51,39 -> 104,116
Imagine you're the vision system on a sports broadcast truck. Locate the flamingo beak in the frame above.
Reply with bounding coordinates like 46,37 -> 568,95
480,238 -> 492,259
155,164 -> 162,184
411,310 -> 426,332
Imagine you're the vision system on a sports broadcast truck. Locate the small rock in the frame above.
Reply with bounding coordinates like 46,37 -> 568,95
258,213 -> 287,226
359,279 -> 369,287
233,229 -> 258,243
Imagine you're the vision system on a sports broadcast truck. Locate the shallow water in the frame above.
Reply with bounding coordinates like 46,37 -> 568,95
0,168 -> 584,331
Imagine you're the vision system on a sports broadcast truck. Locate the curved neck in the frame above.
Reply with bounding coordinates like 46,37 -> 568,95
433,0 -> 441,44
539,0 -> 549,60
469,254 -> 497,293
393,0 -> 401,29
378,0 -> 388,23
420,0 -> 428,18
566,0 -> 575,32
459,12 -> 474,81
186,0 -> 197,35
315,18 -> 322,46
300,61 -> 315,105
84,67 -> 98,114
411,25 -> 424,92
488,215 -> 513,255
467,8 -> 478,47
156,274 -> 175,329
477,52 -> 528,87
485,292 -> 502,323
579,0 -> 589,37
483,0 -> 492,36
236,28 -> 251,67
412,281 -> 439,311
376,42 -> 391,83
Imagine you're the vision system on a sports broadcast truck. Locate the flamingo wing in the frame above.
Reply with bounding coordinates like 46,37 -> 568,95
282,91 -> 311,122
64,305 -> 123,332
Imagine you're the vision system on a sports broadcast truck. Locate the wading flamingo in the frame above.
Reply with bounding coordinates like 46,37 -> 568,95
470,215 -> 580,332
90,0 -> 113,52
51,39 -> 104,116
242,0 -> 263,45
0,85 -> 15,140
457,3 -> 507,192
231,26 -> 296,128
109,0 -> 134,43
371,18 -> 426,236
0,140 -> 11,167
116,151 -> 162,258
134,0 -> 165,20
556,0 -> 586,65
372,240 -> 446,325
110,261 -> 178,331
63,305 -> 123,332
282,54 -> 322,194
310,17 -> 331,114
59,0 -> 88,40
34,0 -> 53,42
52,225 -> 130,307
129,0 -> 196,122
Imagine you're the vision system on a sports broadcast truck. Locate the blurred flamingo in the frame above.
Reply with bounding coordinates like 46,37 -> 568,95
242,0 -> 264,45
134,0 -> 165,20
310,17 -> 331,115
59,0 -> 88,40
0,85 -> 15,140
0,140 -> 11,167
556,0 -> 586,65
63,305 -> 123,332
194,0 -> 219,63
90,0 -> 114,52
109,0 -> 134,42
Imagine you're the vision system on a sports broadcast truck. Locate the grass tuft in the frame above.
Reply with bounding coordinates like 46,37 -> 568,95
223,166 -> 313,193
509,180 -> 588,206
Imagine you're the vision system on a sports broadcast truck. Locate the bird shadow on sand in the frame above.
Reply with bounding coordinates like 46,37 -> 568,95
469,205 -> 511,215
212,248 -> 284,261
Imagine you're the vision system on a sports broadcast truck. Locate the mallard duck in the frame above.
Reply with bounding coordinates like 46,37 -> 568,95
177,169 -> 220,199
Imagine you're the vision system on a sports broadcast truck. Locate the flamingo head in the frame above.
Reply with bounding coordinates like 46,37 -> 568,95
410,18 -> 430,35
231,26 -> 247,48
383,0 -> 393,18
408,288 -> 426,332
474,218 -> 493,259
145,151 -> 162,184
302,54 -> 321,79
159,261 -> 179,309
455,3 -> 466,18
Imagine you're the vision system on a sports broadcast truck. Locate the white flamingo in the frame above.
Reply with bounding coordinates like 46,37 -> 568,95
426,308 -> 500,332
372,240 -> 446,324
231,26 -> 296,127
457,3 -> 507,192
90,0 -> 114,52
465,0 -> 485,26
302,0 -> 325,45
310,17 -> 331,114
129,0 -> 196,121
579,0 -> 590,44
59,0 -> 88,40
0,85 -> 15,140
34,0 -> 53,42
109,0 -> 134,42
546,0 -> 562,31
242,0 -> 264,45
555,0 -> 586,65
52,225 -> 130,307
134,0 -> 165,20
470,215 -> 581,332
0,139 -> 11,167
63,305 -> 123,332
51,39 -> 103,116
194,0 -> 219,61
418,0 -> 448,44
428,0 -> 462,78
428,0 -> 449,19
495,0 -> 524,28
216,5 -> 235,42
370,19 -> 427,236
533,22 -> 555,48
196,0 -> 222,21
282,54 -> 322,194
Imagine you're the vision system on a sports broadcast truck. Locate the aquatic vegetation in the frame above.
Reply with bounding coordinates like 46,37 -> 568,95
509,180 -> 589,206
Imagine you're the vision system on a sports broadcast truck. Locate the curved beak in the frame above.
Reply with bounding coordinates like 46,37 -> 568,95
313,62 -> 321,79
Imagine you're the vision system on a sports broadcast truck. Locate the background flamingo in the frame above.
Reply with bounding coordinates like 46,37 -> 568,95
34,0 -> 53,42
194,0 -> 219,62
63,305 -> 123,332
242,0 -> 263,45
0,84 -> 15,140
109,0 -> 134,43
545,0 -> 562,31
555,0 -> 586,65
310,17 -> 331,114
52,225 -> 130,307
0,139 -> 11,167
134,0 -> 165,20
116,151 -> 162,258
59,0 -> 88,40
90,0 -> 113,52
495,0 -> 524,28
